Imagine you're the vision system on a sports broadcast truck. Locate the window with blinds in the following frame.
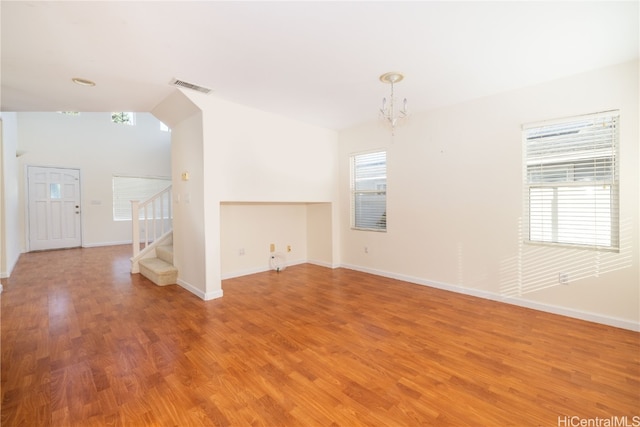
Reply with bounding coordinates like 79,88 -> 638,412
523,111 -> 619,250
112,176 -> 171,221
351,151 -> 387,231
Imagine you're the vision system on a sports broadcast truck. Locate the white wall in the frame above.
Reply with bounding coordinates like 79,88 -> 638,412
218,202 -> 335,278
170,111 -> 210,299
220,203 -> 308,278
15,112 -> 171,249
0,113 -> 21,278
339,60 -> 639,329
0,118 -> 3,281
307,202 -> 335,268
176,93 -> 339,296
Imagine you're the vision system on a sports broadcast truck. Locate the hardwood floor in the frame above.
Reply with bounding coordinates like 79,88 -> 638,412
1,245 -> 638,426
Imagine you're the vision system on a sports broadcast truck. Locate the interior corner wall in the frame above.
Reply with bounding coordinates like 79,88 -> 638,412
169,110 -> 210,299
182,92 -> 339,292
14,112 -> 171,249
307,203 -> 335,267
219,202 -> 335,278
220,202 -> 309,278
339,59 -> 640,329
0,113 -> 21,278
151,89 -> 212,298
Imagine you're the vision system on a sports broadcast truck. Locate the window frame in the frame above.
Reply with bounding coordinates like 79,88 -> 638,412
350,150 -> 387,232
522,110 -> 619,251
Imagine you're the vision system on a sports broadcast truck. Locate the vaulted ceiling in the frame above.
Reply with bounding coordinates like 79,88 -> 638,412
2,1 -> 638,130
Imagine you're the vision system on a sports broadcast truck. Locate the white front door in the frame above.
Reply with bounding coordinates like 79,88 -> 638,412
28,166 -> 82,251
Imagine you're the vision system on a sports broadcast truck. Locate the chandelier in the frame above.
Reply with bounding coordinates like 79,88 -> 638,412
379,72 -> 408,135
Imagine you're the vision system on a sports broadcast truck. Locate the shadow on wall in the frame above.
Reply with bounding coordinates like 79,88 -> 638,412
498,217 -> 634,297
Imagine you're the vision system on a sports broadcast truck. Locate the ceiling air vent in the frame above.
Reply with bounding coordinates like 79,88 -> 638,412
169,78 -> 213,94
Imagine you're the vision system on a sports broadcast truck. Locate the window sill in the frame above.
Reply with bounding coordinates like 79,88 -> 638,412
523,239 -> 619,253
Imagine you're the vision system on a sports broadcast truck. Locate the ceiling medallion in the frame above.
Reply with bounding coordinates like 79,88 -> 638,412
72,77 -> 96,87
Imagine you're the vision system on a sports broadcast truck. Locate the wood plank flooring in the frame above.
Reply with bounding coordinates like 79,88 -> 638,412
1,245 -> 639,426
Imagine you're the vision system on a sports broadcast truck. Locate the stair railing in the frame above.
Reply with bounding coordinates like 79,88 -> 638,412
131,185 -> 172,259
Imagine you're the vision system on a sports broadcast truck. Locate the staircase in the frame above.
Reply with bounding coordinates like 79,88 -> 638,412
130,185 -> 178,286
138,243 -> 178,286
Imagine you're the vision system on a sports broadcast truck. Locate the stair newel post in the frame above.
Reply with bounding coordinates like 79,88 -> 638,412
131,200 -> 140,258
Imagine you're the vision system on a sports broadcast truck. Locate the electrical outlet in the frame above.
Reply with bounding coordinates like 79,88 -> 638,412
270,243 -> 275,253
287,245 -> 291,252
238,248 -> 245,256
559,272 -> 569,285
364,246 -> 369,254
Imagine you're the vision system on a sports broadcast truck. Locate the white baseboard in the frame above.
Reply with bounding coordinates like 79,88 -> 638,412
220,259 -> 308,280
177,278 -> 205,298
307,259 -> 339,269
204,289 -> 224,301
221,266 -> 271,280
1,251 -> 22,279
341,263 -> 640,332
83,240 -> 131,248
177,278 -> 223,301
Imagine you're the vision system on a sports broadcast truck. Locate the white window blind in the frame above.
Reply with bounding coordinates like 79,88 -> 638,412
351,151 -> 387,231
523,111 -> 619,250
112,176 -> 171,221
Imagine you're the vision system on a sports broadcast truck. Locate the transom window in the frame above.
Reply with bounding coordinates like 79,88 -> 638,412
111,112 -> 136,126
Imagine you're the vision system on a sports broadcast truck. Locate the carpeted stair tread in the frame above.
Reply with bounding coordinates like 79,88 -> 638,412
156,244 -> 174,264
139,257 -> 177,286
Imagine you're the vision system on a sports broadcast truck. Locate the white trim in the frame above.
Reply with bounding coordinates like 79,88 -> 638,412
340,263 -> 639,332
204,289 -> 224,301
0,252 -> 22,279
306,259 -> 338,269
522,109 -> 619,130
177,278 -> 204,298
221,266 -> 271,280
83,240 -> 131,248
220,259 -> 308,280
176,278 -> 223,301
